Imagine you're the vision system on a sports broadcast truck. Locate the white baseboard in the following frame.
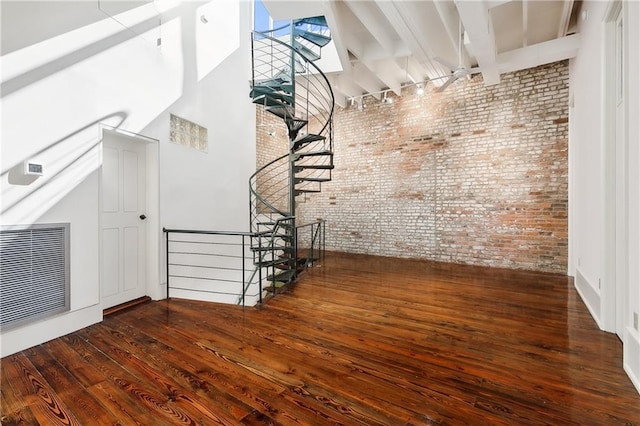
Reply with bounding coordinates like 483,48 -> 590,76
624,327 -> 640,395
574,267 -> 603,329
0,304 -> 102,358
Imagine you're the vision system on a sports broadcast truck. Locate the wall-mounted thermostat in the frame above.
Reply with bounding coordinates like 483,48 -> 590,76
23,161 -> 43,176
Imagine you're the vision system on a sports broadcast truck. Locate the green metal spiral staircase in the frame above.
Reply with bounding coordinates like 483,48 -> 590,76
249,17 -> 335,294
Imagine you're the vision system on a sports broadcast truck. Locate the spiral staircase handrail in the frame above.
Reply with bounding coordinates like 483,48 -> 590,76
248,17 -> 334,293
250,31 -> 335,137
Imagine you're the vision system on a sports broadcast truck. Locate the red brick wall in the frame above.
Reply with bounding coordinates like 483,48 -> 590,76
258,61 -> 569,273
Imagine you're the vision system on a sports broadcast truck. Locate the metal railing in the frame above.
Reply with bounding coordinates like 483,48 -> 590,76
249,28 -> 335,238
296,219 -> 326,268
163,216 -> 296,307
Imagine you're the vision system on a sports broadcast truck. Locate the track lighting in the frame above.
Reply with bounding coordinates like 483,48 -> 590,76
349,79 -> 433,110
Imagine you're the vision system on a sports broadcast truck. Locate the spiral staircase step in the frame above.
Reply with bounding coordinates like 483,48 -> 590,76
293,40 -> 321,61
293,27 -> 332,48
292,133 -> 326,151
295,150 -> 333,159
252,93 -> 294,107
294,16 -> 328,27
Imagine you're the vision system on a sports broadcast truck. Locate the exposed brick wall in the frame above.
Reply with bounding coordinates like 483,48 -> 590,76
256,61 -> 569,273
302,61 -> 568,273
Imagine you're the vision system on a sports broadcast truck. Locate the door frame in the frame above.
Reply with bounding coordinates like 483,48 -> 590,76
602,0 -> 628,337
99,125 -> 161,308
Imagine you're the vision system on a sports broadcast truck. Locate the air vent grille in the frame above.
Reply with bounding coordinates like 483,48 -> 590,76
0,223 -> 70,330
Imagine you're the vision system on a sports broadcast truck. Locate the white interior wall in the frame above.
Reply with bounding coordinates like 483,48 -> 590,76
0,0 -> 255,357
624,0 -> 640,393
569,0 -> 640,393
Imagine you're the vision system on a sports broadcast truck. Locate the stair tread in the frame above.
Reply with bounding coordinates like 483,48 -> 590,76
266,105 -> 296,119
256,258 -> 290,267
296,150 -> 333,158
257,221 -> 293,227
294,164 -> 335,170
251,246 -> 294,252
250,85 -> 292,97
293,28 -> 331,48
294,16 -> 328,27
295,177 -> 331,183
267,270 -> 296,282
292,133 -> 326,150
251,88 -> 293,103
252,93 -> 294,107
293,40 -> 321,61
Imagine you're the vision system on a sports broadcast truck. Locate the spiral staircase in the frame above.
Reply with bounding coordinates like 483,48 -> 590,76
249,16 -> 335,294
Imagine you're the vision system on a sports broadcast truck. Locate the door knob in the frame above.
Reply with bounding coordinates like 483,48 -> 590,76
139,214 -> 147,220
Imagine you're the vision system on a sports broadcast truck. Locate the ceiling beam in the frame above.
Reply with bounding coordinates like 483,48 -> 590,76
455,0 -> 501,85
396,56 -> 426,84
332,74 -> 362,97
361,41 -> 411,62
343,0 -> 397,53
433,1 -> 467,67
330,74 -> 362,107
321,1 -> 352,76
557,0 -> 575,37
487,0 -> 512,9
352,63 -> 383,99
522,0 -> 529,47
497,33 -> 580,74
373,0 -> 450,80
362,59 -> 402,95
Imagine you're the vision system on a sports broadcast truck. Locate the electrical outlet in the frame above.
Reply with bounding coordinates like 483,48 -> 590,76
598,278 -> 601,289
634,312 -> 638,331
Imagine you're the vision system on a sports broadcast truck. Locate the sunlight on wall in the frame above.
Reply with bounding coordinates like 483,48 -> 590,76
1,2 -> 162,84
1,2 -> 186,226
196,0 -> 240,81
98,0 -> 161,47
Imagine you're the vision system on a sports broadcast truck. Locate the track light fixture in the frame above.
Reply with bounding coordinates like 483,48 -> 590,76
348,78 -> 434,110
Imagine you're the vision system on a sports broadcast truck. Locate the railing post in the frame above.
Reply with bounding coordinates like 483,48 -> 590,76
164,228 -> 170,300
242,234 -> 246,307
322,219 -> 326,263
310,223 -> 314,267
258,236 -> 263,304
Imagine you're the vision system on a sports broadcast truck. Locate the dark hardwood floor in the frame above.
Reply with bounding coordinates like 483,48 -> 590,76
2,252 -> 640,425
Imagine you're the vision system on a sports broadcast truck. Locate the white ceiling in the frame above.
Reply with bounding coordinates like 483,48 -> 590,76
262,0 -> 582,107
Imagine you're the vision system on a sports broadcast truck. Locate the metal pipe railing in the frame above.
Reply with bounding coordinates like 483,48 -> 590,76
163,228 -> 262,306
163,217 -> 295,307
295,219 -> 326,268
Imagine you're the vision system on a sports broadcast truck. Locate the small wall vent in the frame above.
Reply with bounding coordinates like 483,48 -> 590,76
0,223 -> 70,330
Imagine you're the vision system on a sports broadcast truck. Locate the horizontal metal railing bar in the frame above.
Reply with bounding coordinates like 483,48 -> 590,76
168,286 -> 244,296
168,276 -> 245,284
167,264 -> 250,272
168,241 -> 247,247
164,228 -> 270,237
168,252 -> 249,260
296,220 -> 325,229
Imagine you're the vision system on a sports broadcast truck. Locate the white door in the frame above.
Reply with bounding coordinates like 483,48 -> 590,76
100,131 -> 148,309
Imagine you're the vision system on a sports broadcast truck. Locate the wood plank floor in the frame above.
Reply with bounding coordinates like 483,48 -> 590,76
2,252 -> 640,425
